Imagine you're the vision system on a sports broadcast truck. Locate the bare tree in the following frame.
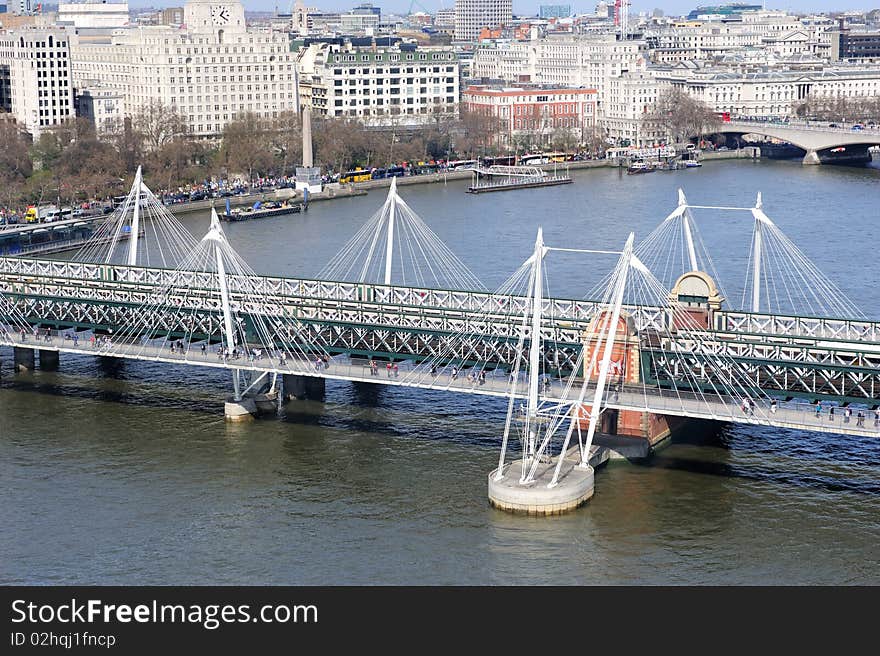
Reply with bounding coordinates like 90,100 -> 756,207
650,88 -> 719,145
136,99 -> 186,152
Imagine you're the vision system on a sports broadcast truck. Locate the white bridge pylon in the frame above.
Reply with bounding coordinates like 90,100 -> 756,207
634,189 -> 861,319
74,164 -> 200,269
318,177 -> 486,291
491,225 -> 776,494
99,206 -> 333,402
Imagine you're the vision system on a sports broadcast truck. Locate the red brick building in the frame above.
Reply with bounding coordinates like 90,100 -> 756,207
461,84 -> 598,148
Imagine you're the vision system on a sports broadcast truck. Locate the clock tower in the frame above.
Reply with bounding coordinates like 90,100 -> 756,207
184,0 -> 246,33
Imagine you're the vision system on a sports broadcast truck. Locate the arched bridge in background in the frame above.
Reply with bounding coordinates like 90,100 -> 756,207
711,120 -> 880,165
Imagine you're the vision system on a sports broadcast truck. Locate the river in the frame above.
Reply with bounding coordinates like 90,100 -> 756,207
2,158 -> 879,585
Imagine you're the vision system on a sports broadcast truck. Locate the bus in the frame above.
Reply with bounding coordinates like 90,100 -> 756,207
715,111 -> 731,123
520,152 -> 574,165
481,155 -> 516,167
338,169 -> 372,184
445,159 -> 479,170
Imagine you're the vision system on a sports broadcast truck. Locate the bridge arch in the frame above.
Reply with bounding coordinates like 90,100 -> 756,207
705,121 -> 880,165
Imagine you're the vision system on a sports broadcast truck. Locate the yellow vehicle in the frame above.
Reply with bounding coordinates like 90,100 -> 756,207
24,207 -> 38,223
338,169 -> 371,184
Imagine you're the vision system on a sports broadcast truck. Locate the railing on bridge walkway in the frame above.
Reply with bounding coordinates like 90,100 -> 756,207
6,327 -> 880,439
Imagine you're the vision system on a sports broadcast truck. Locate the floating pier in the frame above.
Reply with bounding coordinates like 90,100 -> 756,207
466,165 -> 572,194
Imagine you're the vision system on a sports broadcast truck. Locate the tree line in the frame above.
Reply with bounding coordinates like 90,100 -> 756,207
0,100 -> 520,212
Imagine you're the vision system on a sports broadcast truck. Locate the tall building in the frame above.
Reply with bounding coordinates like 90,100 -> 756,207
0,28 -> 75,136
454,0 -> 512,42
70,0 -> 297,137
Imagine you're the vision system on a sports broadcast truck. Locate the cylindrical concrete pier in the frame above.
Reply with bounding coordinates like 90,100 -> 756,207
283,374 -> 326,401
39,349 -> 59,370
13,347 -> 35,371
488,460 -> 595,515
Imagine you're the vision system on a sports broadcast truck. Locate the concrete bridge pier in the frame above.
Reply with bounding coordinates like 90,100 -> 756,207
224,396 -> 258,422
282,374 -> 325,401
13,347 -> 35,371
803,150 -> 821,165
39,349 -> 59,370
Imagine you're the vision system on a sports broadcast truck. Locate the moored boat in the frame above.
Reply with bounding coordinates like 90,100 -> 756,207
220,199 -> 307,221
627,161 -> 654,174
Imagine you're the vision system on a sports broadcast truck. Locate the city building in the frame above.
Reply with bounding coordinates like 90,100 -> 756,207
454,0 -> 512,42
69,0 -> 297,138
602,70 -> 663,146
57,2 -> 130,29
296,40 -> 459,126
656,61 -> 880,118
539,5 -> 570,19
6,0 -> 37,15
340,11 -> 379,33
462,83 -> 596,147
686,4 -> 762,21
74,85 -> 123,132
831,28 -> 880,62
0,28 -> 75,137
472,33 -> 647,108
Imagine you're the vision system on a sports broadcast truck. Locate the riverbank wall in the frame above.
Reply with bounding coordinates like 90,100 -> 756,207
165,152 -> 755,216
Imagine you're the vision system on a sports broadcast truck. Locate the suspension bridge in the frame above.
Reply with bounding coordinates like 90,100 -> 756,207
1,174 -> 877,514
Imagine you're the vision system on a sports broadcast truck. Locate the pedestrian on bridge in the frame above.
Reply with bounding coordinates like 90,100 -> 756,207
386,362 -> 392,377
201,344 -> 206,357
844,407 -> 852,424
451,366 -> 458,381
874,409 -> 880,427
393,363 -> 399,378
857,411 -> 865,427
815,401 -> 822,418
20,328 -> 26,342
829,405 -> 835,421
770,399 -> 777,414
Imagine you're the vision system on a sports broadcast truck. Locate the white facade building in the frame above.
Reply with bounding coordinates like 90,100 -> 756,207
74,85 -> 123,133
454,0 -> 512,42
656,62 -> 880,118
0,28 -> 75,137
472,34 -> 647,106
296,41 -> 459,126
69,0 -> 297,137
57,2 -> 130,29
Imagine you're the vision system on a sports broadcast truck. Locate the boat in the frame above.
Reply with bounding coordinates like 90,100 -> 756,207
220,199 -> 307,221
683,160 -> 703,168
627,161 -> 655,174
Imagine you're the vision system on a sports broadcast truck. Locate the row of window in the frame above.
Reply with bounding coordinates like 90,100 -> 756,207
333,96 -> 455,106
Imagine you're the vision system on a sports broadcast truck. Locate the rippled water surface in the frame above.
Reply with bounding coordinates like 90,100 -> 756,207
2,159 -> 880,584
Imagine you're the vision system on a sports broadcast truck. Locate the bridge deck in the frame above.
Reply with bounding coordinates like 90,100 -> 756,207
6,334 -> 878,439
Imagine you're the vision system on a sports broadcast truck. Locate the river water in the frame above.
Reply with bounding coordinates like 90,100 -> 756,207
2,159 -> 880,585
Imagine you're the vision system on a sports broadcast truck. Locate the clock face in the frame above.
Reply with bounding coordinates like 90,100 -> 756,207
211,5 -> 230,25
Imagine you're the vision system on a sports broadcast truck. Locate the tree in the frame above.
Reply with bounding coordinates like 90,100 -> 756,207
454,105 -> 504,157
136,99 -> 186,152
0,121 -> 33,211
216,112 -> 274,182
267,110 -> 303,175
650,88 -> 719,145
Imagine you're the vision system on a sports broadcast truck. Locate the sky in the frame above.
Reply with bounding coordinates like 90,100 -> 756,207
127,1 -> 879,16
